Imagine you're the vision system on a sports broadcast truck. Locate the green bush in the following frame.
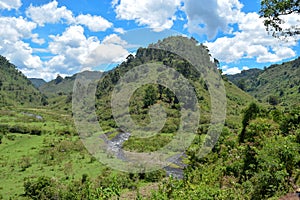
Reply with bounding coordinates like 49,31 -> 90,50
24,176 -> 56,199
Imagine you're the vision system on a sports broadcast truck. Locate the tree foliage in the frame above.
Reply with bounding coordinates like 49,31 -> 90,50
260,0 -> 300,37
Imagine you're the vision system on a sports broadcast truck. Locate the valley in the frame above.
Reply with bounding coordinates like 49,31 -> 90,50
0,36 -> 299,199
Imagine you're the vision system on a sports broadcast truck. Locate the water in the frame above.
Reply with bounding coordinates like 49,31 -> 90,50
102,131 -> 186,179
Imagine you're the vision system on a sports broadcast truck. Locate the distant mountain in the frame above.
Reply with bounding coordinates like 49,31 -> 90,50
226,57 -> 300,106
226,68 -> 263,91
0,56 -> 47,107
39,71 -> 102,97
29,78 -> 46,88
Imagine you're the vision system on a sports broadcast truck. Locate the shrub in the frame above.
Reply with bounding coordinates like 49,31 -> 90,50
24,176 -> 56,199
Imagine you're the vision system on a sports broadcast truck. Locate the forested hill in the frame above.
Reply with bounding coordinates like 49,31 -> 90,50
0,56 -> 47,107
95,36 -> 255,133
227,57 -> 300,106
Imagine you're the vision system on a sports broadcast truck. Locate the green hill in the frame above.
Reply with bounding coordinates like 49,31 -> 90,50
227,58 -> 300,106
93,36 -> 255,151
0,56 -> 47,107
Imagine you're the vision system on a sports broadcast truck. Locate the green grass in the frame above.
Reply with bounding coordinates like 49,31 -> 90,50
0,106 -> 166,199
0,132 -> 107,199
0,108 -> 107,199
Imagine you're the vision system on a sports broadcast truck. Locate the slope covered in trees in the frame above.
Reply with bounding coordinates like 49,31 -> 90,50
95,36 -> 254,137
0,56 -> 47,107
227,57 -> 300,106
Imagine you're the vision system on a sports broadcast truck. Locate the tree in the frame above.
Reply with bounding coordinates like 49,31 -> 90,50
239,102 -> 260,143
237,79 -> 246,91
260,0 -> 300,38
143,85 -> 157,107
268,95 -> 279,106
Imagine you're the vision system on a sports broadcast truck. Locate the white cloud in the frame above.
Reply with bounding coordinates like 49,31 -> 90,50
114,27 -> 126,34
114,0 -> 181,31
0,16 -> 36,41
48,25 -> 94,72
21,67 -> 57,81
222,66 -> 240,75
0,0 -> 22,10
26,0 -> 74,26
205,12 -> 297,64
183,0 -> 223,38
76,14 -> 112,32
221,65 -> 249,75
0,16 -> 44,74
183,0 -> 243,39
85,43 -> 129,68
26,1 -> 113,32
102,34 -> 128,46
31,33 -> 45,45
257,46 -> 296,63
47,26 -> 129,74
113,0 -> 244,37
0,40 -> 43,70
242,66 -> 249,71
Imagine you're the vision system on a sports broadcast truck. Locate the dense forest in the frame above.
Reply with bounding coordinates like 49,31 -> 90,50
0,36 -> 299,199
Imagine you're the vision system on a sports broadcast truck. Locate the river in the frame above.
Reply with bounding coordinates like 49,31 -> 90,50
101,131 -> 186,179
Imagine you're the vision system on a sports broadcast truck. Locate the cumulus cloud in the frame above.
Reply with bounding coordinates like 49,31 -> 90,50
47,26 -> 129,74
76,14 -> 112,32
205,12 -> 297,63
0,16 -> 36,41
114,0 -> 181,31
21,67 -> 57,81
26,1 -> 74,26
26,1 -> 112,32
222,65 -> 249,75
1,40 -> 43,69
102,34 -> 128,46
0,16 -> 44,73
114,27 -> 126,34
183,0 -> 243,39
31,33 -> 45,45
0,0 -> 22,10
184,0 -> 221,38
113,0 -> 243,38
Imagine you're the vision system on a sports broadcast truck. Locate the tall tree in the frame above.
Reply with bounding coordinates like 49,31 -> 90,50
260,0 -> 300,37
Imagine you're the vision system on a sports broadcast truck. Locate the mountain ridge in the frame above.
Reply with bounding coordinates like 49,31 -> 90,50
226,57 -> 300,106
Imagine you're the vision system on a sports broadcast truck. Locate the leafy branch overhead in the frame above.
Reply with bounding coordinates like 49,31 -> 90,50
260,0 -> 300,37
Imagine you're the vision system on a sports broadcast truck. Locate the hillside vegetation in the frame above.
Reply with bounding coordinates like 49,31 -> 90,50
227,58 -> 300,106
0,36 -> 299,199
95,36 -> 254,134
0,56 -> 47,107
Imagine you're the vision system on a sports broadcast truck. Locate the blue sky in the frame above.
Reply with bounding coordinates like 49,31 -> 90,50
0,0 -> 299,80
